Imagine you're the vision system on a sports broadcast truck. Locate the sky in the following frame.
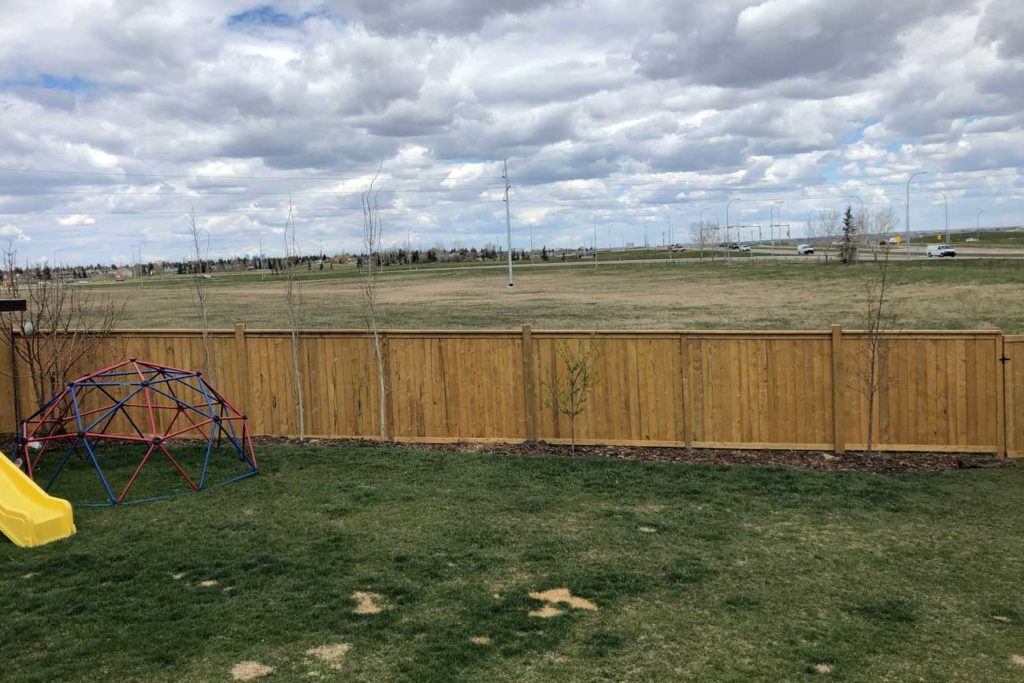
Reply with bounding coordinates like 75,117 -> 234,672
0,0 -> 1022,265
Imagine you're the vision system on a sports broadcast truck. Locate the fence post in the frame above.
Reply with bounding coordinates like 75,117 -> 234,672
233,323 -> 250,418
997,333 -> 1007,459
382,333 -> 394,441
831,324 -> 845,454
522,324 -> 536,441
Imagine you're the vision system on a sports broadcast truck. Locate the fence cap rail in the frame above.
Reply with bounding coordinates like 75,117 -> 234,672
8,326 -> 1009,338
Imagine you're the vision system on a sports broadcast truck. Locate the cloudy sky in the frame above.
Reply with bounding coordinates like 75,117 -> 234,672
0,0 -> 1022,265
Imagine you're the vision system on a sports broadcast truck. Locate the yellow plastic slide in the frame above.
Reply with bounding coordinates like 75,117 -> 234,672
0,451 -> 75,548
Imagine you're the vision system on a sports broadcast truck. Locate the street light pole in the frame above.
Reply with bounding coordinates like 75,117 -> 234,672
977,209 -> 985,240
770,201 -> 784,257
726,198 -> 740,263
667,210 -> 673,262
905,170 -> 928,258
502,159 -> 514,287
593,216 -> 598,268
938,192 -> 948,243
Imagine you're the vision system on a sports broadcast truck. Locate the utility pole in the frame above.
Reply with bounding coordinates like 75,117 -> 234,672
502,159 -> 514,287
906,170 -> 927,258
594,216 -> 599,268
977,209 -> 985,240
529,223 -> 534,261
407,230 -> 412,271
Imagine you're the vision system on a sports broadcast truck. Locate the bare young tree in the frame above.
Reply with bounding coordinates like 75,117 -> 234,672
281,198 -> 306,438
187,208 -> 213,377
850,247 -> 899,455
360,164 -> 388,440
690,221 -> 720,261
861,206 -> 899,261
543,337 -> 602,454
0,241 -> 124,413
816,208 -> 841,252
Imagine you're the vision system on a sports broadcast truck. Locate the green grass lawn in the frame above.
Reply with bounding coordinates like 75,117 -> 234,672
4,443 -> 1024,681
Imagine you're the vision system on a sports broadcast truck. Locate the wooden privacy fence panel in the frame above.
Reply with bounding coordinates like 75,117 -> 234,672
389,333 -> 525,441
683,333 -> 834,450
841,333 -> 1001,453
531,333 -> 686,445
0,326 -> 1017,456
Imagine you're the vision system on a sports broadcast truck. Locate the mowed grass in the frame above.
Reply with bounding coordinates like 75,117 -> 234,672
97,258 -> 1024,331
3,443 -> 1024,681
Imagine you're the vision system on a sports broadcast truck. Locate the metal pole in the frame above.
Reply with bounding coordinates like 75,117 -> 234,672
502,159 -> 514,287
906,171 -> 927,258
726,199 -> 739,263
771,202 -> 783,257
529,223 -> 534,260
977,209 -> 985,240
667,210 -> 673,262
939,192 -> 948,243
594,216 -> 599,268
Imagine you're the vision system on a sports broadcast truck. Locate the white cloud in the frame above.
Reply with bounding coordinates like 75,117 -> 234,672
57,214 -> 96,226
0,224 -> 30,241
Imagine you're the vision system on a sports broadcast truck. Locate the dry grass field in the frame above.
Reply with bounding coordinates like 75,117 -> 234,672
97,259 -> 1024,331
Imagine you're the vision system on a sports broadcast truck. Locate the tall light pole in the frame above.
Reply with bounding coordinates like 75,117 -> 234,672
667,209 -> 673,262
977,209 -> 986,240
593,216 -> 599,268
502,159 -> 514,287
529,222 -> 534,260
726,198 -> 741,262
905,170 -> 928,258
770,201 -> 784,255
938,192 -> 949,243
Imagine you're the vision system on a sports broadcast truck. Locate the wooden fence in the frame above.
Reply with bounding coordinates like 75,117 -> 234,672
1,325 -> 1020,456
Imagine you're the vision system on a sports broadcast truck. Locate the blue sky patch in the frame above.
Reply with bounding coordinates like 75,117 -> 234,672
228,5 -> 301,29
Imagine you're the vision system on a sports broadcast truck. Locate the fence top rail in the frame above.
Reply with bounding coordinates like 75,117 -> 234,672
9,326 -> 1007,338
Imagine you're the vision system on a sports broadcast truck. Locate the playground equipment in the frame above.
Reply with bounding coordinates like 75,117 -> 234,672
18,359 -> 257,507
0,450 -> 75,547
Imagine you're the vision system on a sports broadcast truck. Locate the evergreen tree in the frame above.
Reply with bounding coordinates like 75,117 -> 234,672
839,205 -> 858,264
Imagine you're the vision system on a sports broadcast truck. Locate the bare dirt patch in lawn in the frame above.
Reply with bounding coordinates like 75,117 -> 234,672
307,643 -> 351,669
529,587 -> 599,613
352,591 -> 385,614
470,636 -> 492,645
528,604 -> 565,618
230,661 -> 274,681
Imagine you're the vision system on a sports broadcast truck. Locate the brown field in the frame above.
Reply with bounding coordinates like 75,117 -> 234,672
102,259 -> 1024,331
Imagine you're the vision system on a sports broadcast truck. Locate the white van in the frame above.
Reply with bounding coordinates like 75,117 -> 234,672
927,244 -> 956,258
796,244 -> 814,255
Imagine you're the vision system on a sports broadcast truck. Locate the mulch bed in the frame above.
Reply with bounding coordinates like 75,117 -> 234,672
254,436 -> 1007,474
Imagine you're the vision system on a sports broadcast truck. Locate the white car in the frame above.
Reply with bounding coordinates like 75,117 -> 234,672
738,245 -> 751,252
796,244 -> 814,255
927,244 -> 956,258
